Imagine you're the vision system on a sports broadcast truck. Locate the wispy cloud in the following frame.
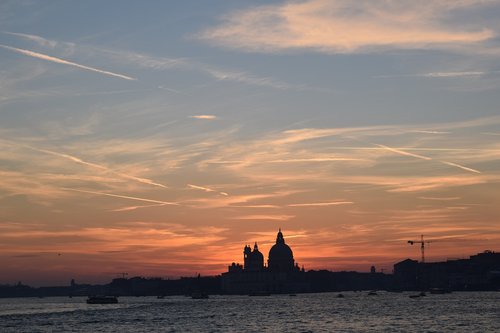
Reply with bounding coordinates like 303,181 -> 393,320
268,158 -> 365,163
110,203 -> 169,212
376,71 -> 490,79
198,0 -> 495,54
420,71 -> 485,78
0,44 -> 136,80
233,214 -> 295,221
418,197 -> 461,201
440,161 -> 481,174
62,188 -> 178,206
3,31 -> 59,48
100,42 -> 302,90
6,141 -> 168,188
288,201 -> 354,207
374,143 -> 482,174
5,31 -> 315,91
190,115 -> 217,120
409,130 -> 450,134
187,184 -> 228,196
374,144 -> 432,160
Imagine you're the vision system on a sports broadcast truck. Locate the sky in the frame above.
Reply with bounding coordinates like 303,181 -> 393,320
1,0 -> 500,286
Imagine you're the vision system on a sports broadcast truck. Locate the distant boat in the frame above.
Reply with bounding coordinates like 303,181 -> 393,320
367,291 -> 378,296
86,296 -> 118,304
157,295 -> 165,299
191,291 -> 209,299
409,294 -> 421,299
336,293 -> 345,298
429,288 -> 450,294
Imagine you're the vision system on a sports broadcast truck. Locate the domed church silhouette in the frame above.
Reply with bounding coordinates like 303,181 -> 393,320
222,229 -> 308,294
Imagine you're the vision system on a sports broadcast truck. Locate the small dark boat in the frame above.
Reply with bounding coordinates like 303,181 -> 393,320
86,296 -> 118,304
336,293 -> 345,298
367,291 -> 378,296
409,294 -> 421,299
157,295 -> 165,299
429,288 -> 450,294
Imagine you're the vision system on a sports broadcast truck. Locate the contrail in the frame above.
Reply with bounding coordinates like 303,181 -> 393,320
441,161 -> 481,174
188,184 -> 228,196
288,201 -> 353,207
36,147 -> 167,188
3,140 -> 167,188
373,143 -> 481,174
0,44 -> 136,81
30,146 -> 167,188
62,188 -> 178,205
111,203 -> 169,212
374,144 -> 432,160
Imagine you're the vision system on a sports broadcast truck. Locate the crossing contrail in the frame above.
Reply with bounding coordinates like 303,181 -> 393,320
0,44 -> 136,81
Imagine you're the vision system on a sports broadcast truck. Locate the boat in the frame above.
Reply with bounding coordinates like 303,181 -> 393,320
409,294 -> 421,298
429,288 -> 451,294
86,296 -> 118,304
336,293 -> 345,298
367,291 -> 378,296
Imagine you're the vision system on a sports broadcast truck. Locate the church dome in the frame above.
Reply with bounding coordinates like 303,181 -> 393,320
268,229 -> 295,271
269,242 -> 293,260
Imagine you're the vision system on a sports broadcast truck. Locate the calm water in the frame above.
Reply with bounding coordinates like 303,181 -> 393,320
0,292 -> 498,332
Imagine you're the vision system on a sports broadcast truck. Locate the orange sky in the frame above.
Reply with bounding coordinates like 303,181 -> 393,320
1,1 -> 500,286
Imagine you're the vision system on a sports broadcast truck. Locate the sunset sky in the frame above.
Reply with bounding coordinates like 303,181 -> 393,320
1,0 -> 500,286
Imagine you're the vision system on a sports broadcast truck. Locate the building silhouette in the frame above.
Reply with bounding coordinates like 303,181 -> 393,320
394,250 -> 500,291
222,229 -> 308,294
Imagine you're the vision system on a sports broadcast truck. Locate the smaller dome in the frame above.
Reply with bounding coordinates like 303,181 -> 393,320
252,242 -> 264,260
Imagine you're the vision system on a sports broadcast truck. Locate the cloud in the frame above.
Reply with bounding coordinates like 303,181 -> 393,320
62,188 -> 178,206
187,184 -> 228,196
3,31 -> 59,48
9,141 -> 168,188
101,43 -> 301,90
288,201 -> 354,207
5,31 -> 316,91
374,144 -> 432,160
233,214 -> 295,221
418,197 -> 461,201
268,158 -> 365,163
374,143 -> 482,174
376,71 -> 489,79
440,161 -> 481,174
420,71 -> 486,78
0,44 -> 136,80
198,0 -> 495,54
190,115 -> 217,120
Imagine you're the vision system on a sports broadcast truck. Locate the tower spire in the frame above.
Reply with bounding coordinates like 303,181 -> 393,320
276,228 -> 284,244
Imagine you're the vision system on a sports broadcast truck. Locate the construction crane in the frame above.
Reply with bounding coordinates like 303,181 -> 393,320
408,235 -> 431,263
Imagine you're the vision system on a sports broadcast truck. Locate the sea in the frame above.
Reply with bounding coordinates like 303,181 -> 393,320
0,292 -> 498,332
